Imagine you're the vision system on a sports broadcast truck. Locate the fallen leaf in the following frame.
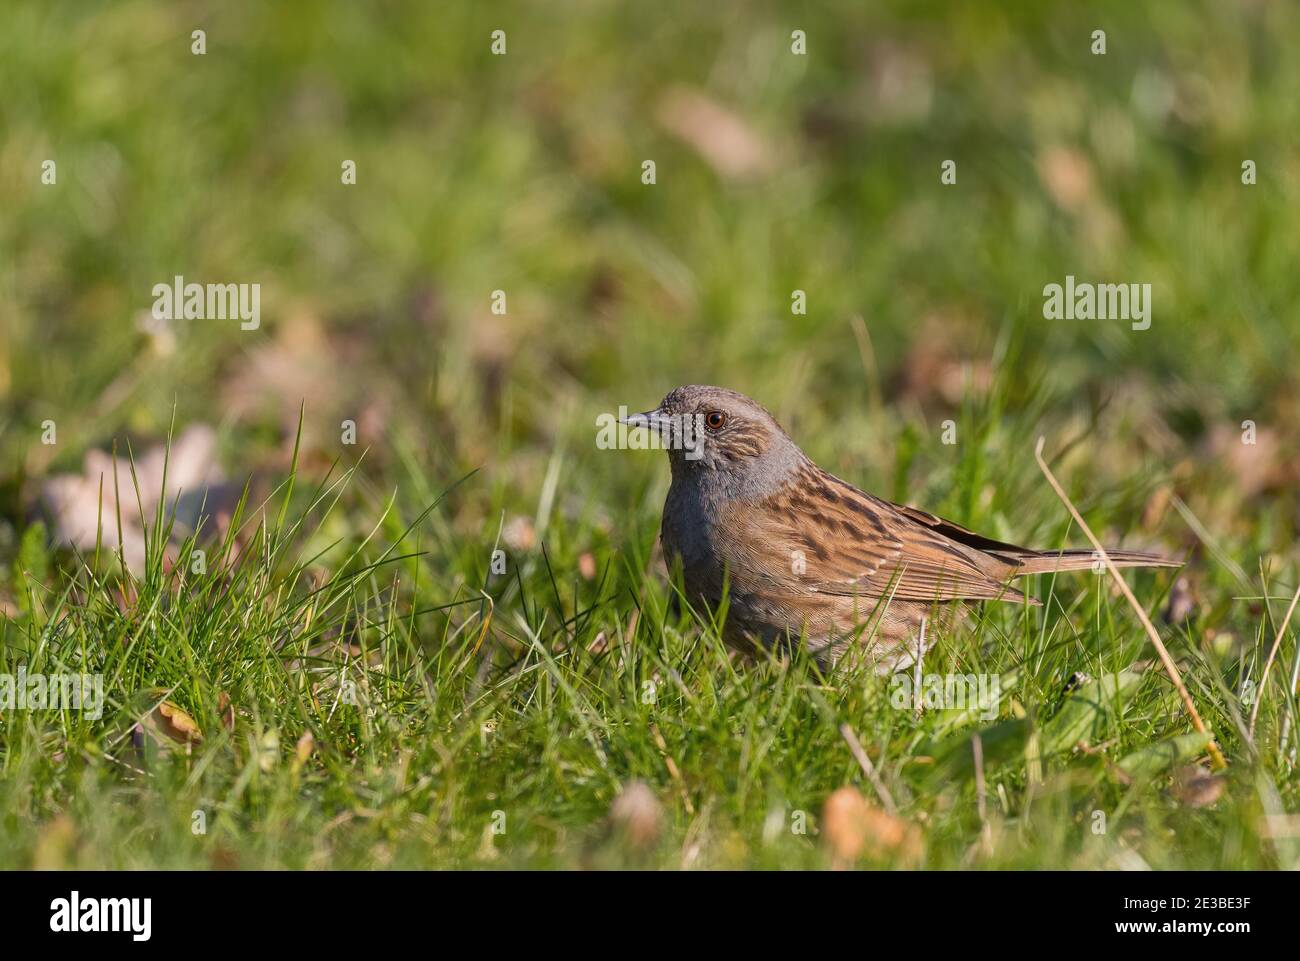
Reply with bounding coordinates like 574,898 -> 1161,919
1162,576 -> 1198,626
1037,145 -> 1094,213
295,730 -> 315,766
134,689 -> 204,753
895,314 -> 993,406
220,309 -> 392,463
1141,484 -> 1173,530
39,425 -> 232,573
502,516 -> 535,551
155,700 -> 203,742
656,86 -> 772,180
821,786 -> 922,866
1204,422 -> 1284,497
608,780 -> 663,851
217,691 -> 235,732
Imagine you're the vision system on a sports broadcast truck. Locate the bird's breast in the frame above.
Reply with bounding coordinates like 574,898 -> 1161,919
662,484 -> 790,601
661,482 -> 717,571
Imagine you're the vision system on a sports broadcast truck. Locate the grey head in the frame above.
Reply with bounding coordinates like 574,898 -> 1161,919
622,385 -> 806,499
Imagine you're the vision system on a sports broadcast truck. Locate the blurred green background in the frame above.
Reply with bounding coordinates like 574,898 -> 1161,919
1,0 -> 1297,602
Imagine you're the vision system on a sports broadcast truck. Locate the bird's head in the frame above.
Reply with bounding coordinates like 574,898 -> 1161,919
622,385 -> 804,493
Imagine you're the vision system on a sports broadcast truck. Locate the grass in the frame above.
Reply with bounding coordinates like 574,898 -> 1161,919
1,0 -> 1299,869
2,406 -> 1297,869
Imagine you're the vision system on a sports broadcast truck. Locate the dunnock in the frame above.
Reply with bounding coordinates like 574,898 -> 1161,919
624,385 -> 1178,671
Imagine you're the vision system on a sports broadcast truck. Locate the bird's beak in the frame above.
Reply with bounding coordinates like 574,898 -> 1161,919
620,407 -> 668,432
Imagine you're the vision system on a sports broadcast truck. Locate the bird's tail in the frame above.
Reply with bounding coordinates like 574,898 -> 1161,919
1011,548 -> 1181,576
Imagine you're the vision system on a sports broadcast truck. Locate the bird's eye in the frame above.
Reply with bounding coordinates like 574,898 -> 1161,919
704,411 -> 727,431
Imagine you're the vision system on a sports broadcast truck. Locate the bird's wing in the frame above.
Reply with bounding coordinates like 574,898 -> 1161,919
744,467 -> 1037,605
890,503 -> 1035,562
892,502 -> 1180,572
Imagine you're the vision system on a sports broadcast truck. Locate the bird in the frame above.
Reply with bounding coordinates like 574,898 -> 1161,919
623,385 -> 1179,672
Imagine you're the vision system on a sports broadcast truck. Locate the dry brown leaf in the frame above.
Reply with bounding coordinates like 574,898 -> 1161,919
656,86 -> 772,180
295,730 -> 315,766
135,692 -> 204,752
1037,146 -> 1094,212
220,309 -> 391,462
1162,575 -> 1198,626
154,700 -> 203,743
1141,484 -> 1173,530
822,786 -> 923,867
867,44 -> 933,124
895,314 -> 993,406
1204,422 -> 1284,497
608,780 -> 663,850
39,425 -> 229,573
502,516 -> 535,551
217,691 -> 235,732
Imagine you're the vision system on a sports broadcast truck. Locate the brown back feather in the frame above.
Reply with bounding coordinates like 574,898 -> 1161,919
743,464 -> 1176,606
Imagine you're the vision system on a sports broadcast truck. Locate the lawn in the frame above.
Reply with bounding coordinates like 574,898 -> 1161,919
1,0 -> 1298,869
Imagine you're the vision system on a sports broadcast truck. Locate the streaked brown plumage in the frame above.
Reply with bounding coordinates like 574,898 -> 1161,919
625,385 -> 1180,671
